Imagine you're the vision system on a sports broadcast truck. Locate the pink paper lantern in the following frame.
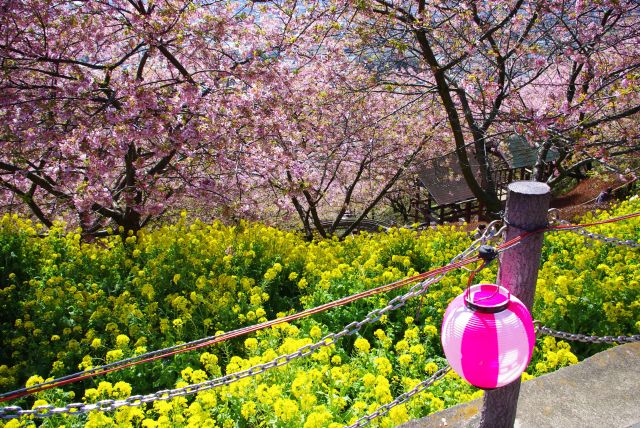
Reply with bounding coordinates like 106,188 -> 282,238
440,283 -> 535,389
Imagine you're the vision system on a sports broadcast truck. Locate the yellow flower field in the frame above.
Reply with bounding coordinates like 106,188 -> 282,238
0,196 -> 639,427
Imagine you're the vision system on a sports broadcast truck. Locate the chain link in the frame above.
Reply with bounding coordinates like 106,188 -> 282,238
0,276 -> 435,419
346,214 -> 640,427
535,322 -> 640,344
344,366 -> 451,428
547,210 -> 640,249
340,234 -> 492,428
559,222 -> 640,248
1,231 -> 488,420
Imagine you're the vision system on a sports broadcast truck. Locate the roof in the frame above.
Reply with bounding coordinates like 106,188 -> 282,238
416,136 -> 558,206
501,135 -> 559,169
416,150 -> 482,206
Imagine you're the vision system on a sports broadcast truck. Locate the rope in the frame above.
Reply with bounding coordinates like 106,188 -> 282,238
1,235 -> 485,419
1,273 -> 448,419
347,206 -> 640,427
0,253 -> 481,402
496,211 -> 640,251
1,210 -> 638,416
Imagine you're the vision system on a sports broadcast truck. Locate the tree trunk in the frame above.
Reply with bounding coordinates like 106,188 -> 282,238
533,139 -> 554,182
413,30 -> 502,214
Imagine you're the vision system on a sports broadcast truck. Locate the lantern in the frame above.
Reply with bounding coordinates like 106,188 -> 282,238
440,283 -> 535,389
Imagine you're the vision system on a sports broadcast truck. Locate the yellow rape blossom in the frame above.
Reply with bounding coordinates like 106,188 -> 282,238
374,357 -> 393,376
354,337 -> 371,353
303,406 -> 333,428
115,334 -> 130,348
241,401 -> 257,419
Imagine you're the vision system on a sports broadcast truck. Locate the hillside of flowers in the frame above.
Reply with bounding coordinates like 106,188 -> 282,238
1,196 -> 639,428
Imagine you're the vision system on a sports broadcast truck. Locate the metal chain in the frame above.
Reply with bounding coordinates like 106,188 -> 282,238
1,234 -> 489,420
344,366 -> 451,428
538,212 -> 640,342
547,209 -> 640,248
480,220 -> 506,245
558,220 -> 640,248
0,287 -> 429,420
535,323 -> 640,344
342,232 -> 497,428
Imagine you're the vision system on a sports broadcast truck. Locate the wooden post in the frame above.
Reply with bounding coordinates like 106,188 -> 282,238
425,193 -> 433,226
478,181 -> 551,428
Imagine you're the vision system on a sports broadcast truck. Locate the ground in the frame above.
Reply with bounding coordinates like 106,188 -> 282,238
549,173 -> 631,221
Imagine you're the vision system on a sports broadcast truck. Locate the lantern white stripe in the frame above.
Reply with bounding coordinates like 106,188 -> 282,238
441,284 -> 535,390
494,308 -> 530,386
440,299 -> 474,379
507,298 -> 536,359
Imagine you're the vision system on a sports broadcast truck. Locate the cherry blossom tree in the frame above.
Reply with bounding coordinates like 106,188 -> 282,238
228,44 -> 438,238
3,0 -> 637,234
1,0 -> 443,235
0,0 -> 349,234
513,1 -> 640,182
339,0 -> 640,211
